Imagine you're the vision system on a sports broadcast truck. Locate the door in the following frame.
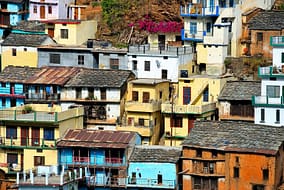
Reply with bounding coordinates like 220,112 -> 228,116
32,128 -> 40,146
157,174 -> 162,184
188,116 -> 195,134
48,28 -> 54,38
40,6 -> 45,19
74,8 -> 79,19
183,87 -> 191,105
21,127 -> 29,146
158,35 -> 165,50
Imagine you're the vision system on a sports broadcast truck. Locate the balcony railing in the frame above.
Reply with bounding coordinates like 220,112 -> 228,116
0,137 -> 56,149
252,96 -> 284,106
128,44 -> 192,55
0,110 -> 57,122
161,102 -> 216,114
180,4 -> 220,16
127,178 -> 176,189
25,93 -> 60,101
125,100 -> 161,112
181,29 -> 205,42
61,157 -> 125,167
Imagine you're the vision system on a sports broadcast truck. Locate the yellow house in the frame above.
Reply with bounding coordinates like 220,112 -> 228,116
0,104 -> 84,178
161,75 -> 232,146
117,78 -> 170,145
1,33 -> 56,71
42,19 -> 97,45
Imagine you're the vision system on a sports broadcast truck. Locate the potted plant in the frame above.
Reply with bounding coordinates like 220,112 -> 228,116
22,105 -> 33,114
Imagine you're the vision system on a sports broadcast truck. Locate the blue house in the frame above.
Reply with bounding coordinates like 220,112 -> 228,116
0,66 -> 40,109
56,129 -> 141,189
0,0 -> 29,38
127,145 -> 181,190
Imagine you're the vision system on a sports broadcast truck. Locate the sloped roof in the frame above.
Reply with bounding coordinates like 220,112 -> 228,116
0,65 -> 40,83
13,20 -> 45,33
248,10 -> 284,30
182,121 -> 284,155
129,145 -> 181,163
64,69 -> 135,88
1,33 -> 52,47
218,80 -> 261,101
25,66 -> 82,85
57,129 -> 138,149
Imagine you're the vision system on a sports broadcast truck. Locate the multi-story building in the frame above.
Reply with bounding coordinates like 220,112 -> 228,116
161,75 -> 230,146
61,69 -> 135,130
181,120 -> 284,190
0,104 -> 84,179
127,145 -> 181,190
180,0 -> 275,75
57,129 -> 141,189
253,35 -> 284,126
117,78 -> 170,145
29,0 -> 75,21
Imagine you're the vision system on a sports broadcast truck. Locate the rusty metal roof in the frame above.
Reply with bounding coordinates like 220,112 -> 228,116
25,66 -> 82,85
57,129 -> 138,149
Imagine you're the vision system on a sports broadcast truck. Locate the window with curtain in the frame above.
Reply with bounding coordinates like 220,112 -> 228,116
44,128 -> 54,140
266,85 -> 280,97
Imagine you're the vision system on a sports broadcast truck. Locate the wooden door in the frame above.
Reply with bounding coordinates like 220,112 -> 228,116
21,127 -> 29,146
48,28 -> 54,37
40,6 -> 45,19
32,128 -> 40,146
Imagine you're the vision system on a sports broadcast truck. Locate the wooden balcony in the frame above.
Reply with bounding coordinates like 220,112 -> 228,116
125,100 -> 161,112
161,102 -> 216,114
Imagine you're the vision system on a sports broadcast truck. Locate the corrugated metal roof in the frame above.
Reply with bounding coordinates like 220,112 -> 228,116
25,66 -> 82,85
57,129 -> 137,149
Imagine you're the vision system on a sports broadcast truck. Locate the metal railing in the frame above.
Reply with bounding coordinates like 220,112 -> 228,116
128,44 -> 192,55
0,137 -> 56,148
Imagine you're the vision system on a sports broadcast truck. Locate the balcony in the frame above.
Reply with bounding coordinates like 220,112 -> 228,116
181,29 -> 204,42
252,96 -> 284,107
25,93 -> 60,102
0,137 -> 56,149
86,175 -> 127,187
127,178 -> 176,189
270,36 -> 284,46
125,100 -> 161,112
61,156 -> 125,167
258,66 -> 284,78
161,102 -> 216,114
180,4 -> 220,17
0,109 -> 57,122
118,119 -> 153,137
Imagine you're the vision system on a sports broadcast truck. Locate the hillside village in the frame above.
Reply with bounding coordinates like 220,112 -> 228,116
0,0 -> 284,190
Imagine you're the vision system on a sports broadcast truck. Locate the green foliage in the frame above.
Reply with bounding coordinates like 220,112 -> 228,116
280,3 -> 284,10
92,1 -> 101,7
23,105 -> 33,113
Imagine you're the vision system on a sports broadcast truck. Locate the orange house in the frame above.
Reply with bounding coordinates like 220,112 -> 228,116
180,121 -> 284,190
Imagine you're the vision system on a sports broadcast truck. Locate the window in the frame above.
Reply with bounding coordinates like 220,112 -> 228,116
44,128 -> 54,140
235,156 -> 239,163
180,70 -> 188,78
203,87 -> 209,102
170,116 -> 182,128
257,32 -> 263,42
233,167 -> 239,178
100,88 -> 106,100
78,55 -> 84,65
144,61 -> 150,71
196,149 -> 202,157
190,22 -> 197,34
138,118 -> 144,126
183,87 -> 191,105
128,117 -> 134,125
162,69 -> 167,79
206,22 -> 211,33
34,156 -> 45,166
261,109 -> 265,122
110,58 -> 119,69
276,109 -> 280,123
132,60 -> 137,70
6,126 -> 17,139
7,153 -> 18,164
266,85 -> 280,97
212,150 -> 217,158
282,53 -> 284,63
48,6 -> 52,14
33,5 -> 37,13
253,185 -> 265,190
142,92 -> 150,103
23,48 -> 27,51
12,48 -> 16,56
60,29 -> 68,39
132,91 -> 138,101
2,98 -> 5,107
49,54 -> 60,64
159,91 -> 162,99
263,169 -> 269,180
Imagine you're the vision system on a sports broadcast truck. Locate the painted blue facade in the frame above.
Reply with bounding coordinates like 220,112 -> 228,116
0,82 -> 25,109
26,85 -> 61,103
127,162 -> 177,189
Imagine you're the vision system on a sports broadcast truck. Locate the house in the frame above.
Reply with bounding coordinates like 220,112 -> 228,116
41,19 -> 97,46
28,0 -> 75,21
161,75 -> 231,146
127,145 -> 181,190
180,0 -> 274,75
61,69 -> 136,129
38,45 -> 98,69
0,0 -> 29,38
117,78 -> 170,145
56,129 -> 141,189
1,33 -> 56,70
246,10 -> 284,58
23,66 -> 81,105
0,66 -> 40,109
218,80 -> 261,122
0,104 -> 84,179
253,35 -> 284,127
181,120 -> 284,190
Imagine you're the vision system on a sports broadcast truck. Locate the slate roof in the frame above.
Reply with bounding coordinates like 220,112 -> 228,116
1,33 -> 52,47
182,121 -> 284,155
129,145 -> 181,163
64,69 -> 135,88
13,20 -> 45,33
218,80 -> 260,101
248,10 -> 284,30
57,129 -> 138,149
0,65 -> 40,83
